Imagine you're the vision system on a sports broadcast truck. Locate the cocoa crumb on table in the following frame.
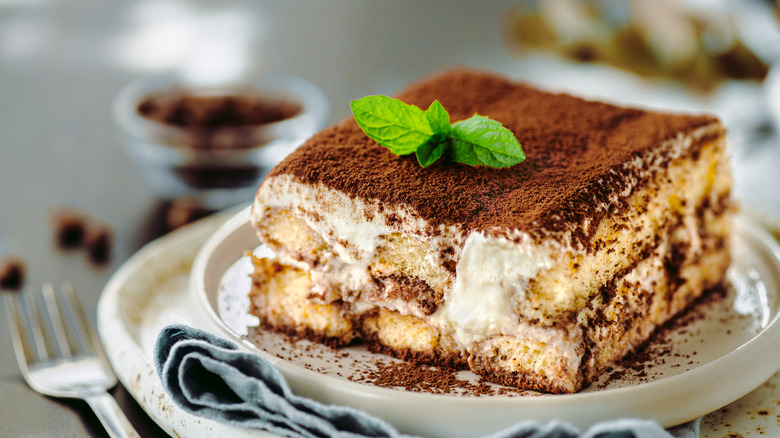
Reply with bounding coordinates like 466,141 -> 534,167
84,222 -> 113,264
0,255 -> 26,290
46,205 -> 115,265
47,206 -> 87,248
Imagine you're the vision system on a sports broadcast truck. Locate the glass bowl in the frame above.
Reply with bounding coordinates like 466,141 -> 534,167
113,74 -> 329,210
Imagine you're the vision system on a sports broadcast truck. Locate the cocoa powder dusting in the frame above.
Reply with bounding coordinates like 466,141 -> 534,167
266,69 -> 721,247
349,359 -> 528,396
138,92 -> 301,128
604,283 -> 729,385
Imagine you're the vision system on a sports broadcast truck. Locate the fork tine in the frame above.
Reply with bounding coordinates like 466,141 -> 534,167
2,293 -> 34,370
41,283 -> 72,357
62,283 -> 106,362
60,282 -> 93,355
21,288 -> 50,361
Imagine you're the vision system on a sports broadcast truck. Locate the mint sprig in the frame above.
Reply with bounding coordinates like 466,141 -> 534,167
349,95 -> 432,155
350,95 -> 525,168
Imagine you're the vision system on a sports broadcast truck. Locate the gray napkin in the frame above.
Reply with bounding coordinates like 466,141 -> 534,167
154,325 -> 698,438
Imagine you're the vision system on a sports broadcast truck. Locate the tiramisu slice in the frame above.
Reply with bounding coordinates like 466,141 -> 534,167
248,70 -> 733,393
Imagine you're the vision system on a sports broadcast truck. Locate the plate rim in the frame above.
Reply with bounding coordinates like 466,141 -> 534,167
190,207 -> 780,434
97,210 -> 277,437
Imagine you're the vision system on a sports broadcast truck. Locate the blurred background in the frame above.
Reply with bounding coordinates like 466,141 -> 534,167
1,0 -> 780,436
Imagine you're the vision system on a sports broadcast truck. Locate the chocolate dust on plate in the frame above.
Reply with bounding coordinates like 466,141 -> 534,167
244,283 -> 745,397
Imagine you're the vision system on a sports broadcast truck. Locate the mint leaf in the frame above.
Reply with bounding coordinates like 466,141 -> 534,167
447,138 -> 481,166
425,100 -> 450,135
450,115 -> 525,168
417,101 -> 450,167
351,96 -> 525,168
350,95 -> 433,155
415,136 -> 447,167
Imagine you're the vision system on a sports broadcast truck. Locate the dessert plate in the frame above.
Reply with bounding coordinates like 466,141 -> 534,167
97,208 -> 780,437
192,207 -> 780,438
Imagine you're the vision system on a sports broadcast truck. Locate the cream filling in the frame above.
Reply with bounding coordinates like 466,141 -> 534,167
432,231 -> 560,347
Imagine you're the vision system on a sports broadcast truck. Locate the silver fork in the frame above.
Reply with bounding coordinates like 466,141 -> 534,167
3,283 -> 139,438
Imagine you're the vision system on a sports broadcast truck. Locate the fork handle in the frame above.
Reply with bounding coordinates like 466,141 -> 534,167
85,392 -> 140,438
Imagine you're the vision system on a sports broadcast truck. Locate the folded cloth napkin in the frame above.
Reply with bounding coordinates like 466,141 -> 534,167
154,325 -> 699,438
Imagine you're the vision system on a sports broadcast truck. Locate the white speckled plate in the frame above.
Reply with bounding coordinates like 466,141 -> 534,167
97,207 -> 780,438
192,207 -> 780,438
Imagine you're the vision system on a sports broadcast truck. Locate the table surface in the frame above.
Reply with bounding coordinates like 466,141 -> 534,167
1,1 -> 779,437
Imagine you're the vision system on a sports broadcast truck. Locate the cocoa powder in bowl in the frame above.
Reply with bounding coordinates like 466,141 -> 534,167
137,92 -> 302,135
135,91 -> 303,193
114,74 -> 329,209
